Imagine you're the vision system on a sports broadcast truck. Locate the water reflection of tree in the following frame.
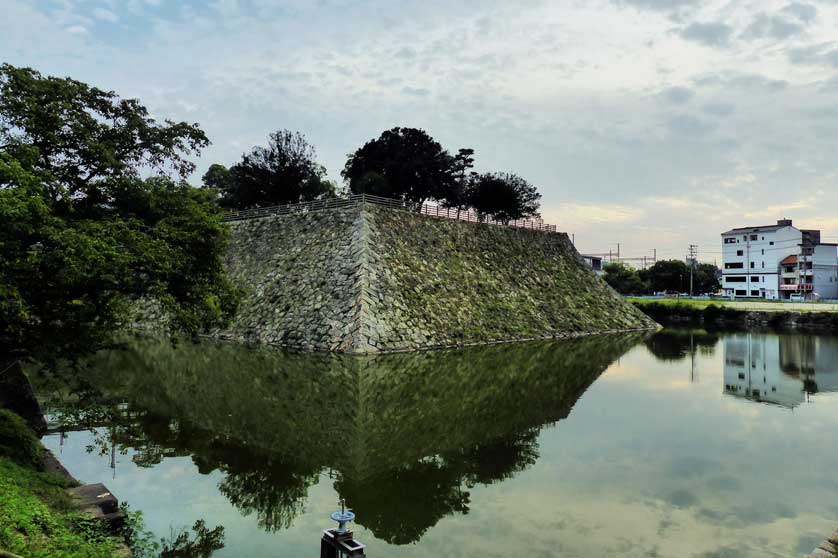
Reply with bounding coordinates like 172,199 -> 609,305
216,453 -> 318,532
644,329 -> 719,362
338,428 -> 541,545
38,332 -> 644,543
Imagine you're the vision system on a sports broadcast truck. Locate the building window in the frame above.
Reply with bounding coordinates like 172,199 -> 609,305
761,249 -> 764,255
752,276 -> 760,282
751,290 -> 760,296
726,276 -> 746,283
724,238 -> 737,244
769,241 -> 774,245
750,262 -> 755,268
750,234 -> 758,241
737,250 -> 744,256
725,262 -> 744,269
762,236 -> 765,240
736,289 -> 747,295
761,262 -> 764,268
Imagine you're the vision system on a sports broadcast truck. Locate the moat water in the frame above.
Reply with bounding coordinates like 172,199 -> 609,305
37,330 -> 838,557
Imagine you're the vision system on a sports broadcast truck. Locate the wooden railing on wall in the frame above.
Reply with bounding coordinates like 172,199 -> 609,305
221,193 -> 557,233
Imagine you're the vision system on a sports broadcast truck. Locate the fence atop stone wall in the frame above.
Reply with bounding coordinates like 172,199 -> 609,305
221,193 -> 557,233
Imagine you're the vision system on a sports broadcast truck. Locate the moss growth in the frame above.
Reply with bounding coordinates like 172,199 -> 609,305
0,408 -> 43,470
216,205 -> 655,352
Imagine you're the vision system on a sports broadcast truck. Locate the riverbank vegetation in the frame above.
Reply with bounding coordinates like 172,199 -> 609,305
0,63 -> 238,365
0,409 -> 120,558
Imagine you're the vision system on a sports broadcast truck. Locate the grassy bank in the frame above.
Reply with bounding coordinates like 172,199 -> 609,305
627,297 -> 838,313
0,410 -> 122,558
628,297 -> 838,331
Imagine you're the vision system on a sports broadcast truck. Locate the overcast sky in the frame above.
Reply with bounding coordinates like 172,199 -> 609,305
4,0 -> 838,262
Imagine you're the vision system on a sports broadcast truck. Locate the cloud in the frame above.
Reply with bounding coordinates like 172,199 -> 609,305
92,8 -> 119,23
742,13 -> 805,40
65,25 -> 88,34
611,0 -> 700,11
679,22 -> 733,47
782,2 -> 818,23
787,43 -> 838,67
662,86 -> 694,104
401,86 -> 430,97
701,102 -> 736,117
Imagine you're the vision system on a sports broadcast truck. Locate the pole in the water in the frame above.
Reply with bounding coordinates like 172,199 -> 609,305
321,501 -> 367,557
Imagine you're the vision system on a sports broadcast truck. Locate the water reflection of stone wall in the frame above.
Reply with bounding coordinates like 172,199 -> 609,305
39,333 -> 642,543
722,333 -> 838,408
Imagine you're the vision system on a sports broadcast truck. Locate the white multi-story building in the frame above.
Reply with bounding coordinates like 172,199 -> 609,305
720,219 -> 838,300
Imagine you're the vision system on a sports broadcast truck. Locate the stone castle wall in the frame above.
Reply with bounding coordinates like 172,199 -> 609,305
214,203 -> 656,352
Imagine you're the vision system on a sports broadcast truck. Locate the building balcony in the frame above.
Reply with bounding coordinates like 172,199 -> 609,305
779,284 -> 813,291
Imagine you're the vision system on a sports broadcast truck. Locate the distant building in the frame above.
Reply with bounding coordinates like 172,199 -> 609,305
720,219 -> 838,300
582,254 -> 603,275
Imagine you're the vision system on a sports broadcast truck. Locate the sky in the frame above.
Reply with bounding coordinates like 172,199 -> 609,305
3,0 -> 838,263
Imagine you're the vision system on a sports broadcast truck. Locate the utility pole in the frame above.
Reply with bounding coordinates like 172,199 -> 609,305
688,244 -> 698,297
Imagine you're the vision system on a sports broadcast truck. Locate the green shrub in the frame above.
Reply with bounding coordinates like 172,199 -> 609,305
0,409 -> 43,470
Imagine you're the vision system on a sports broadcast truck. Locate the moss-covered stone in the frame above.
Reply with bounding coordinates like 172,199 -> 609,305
214,203 -> 656,352
0,409 -> 43,471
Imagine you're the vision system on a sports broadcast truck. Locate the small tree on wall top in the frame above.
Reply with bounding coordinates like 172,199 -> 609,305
466,172 -> 541,224
221,130 -> 335,209
342,127 -> 457,209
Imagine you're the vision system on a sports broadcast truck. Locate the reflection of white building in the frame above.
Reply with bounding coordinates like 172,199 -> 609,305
723,333 -> 838,408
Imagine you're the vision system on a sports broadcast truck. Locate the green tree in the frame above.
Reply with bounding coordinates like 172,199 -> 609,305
0,64 -> 237,363
602,262 -> 648,295
201,163 -> 232,197
442,148 -> 475,218
222,130 -> 334,209
466,172 -> 541,224
342,127 -> 458,208
693,263 -> 721,294
645,259 -> 690,294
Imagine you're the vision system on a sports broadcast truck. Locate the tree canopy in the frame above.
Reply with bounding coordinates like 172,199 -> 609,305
220,130 -> 335,209
342,127 -> 456,207
602,262 -> 647,295
201,163 -> 233,195
342,128 -> 543,223
601,259 -> 720,296
0,64 -> 237,363
466,172 -> 541,223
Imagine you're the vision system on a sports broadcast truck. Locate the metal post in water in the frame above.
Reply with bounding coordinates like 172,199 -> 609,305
320,501 -> 367,557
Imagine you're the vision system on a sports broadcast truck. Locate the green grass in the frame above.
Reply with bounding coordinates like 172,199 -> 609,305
0,409 -> 124,558
627,297 -> 716,309
0,457 -> 122,558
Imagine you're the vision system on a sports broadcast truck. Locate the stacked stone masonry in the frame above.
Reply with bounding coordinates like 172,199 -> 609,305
809,530 -> 838,557
213,203 -> 657,353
